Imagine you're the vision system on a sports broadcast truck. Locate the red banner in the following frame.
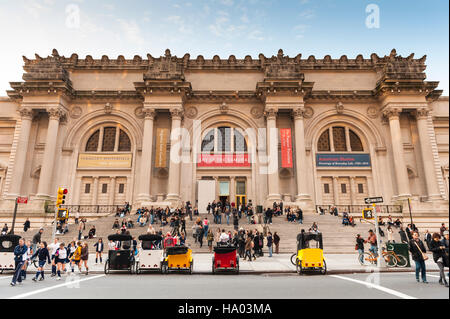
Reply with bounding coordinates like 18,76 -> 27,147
197,154 -> 251,167
17,197 -> 28,204
280,128 -> 293,168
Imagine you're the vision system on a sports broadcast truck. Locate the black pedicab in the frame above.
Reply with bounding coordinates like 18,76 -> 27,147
212,241 -> 239,274
104,234 -> 135,274
0,234 -> 21,273
135,234 -> 164,274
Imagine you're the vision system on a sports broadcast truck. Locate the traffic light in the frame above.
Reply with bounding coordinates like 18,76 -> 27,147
362,208 -> 374,220
56,187 -> 68,207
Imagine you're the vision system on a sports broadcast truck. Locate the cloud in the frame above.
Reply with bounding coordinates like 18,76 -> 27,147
299,9 -> 315,19
293,24 -> 309,38
248,30 -> 264,41
116,19 -> 145,46
219,0 -> 234,6
166,15 -> 193,34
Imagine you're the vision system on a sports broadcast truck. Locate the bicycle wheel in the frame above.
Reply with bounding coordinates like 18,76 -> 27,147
362,252 -> 375,265
385,253 -> 397,267
290,253 -> 297,266
395,254 -> 409,268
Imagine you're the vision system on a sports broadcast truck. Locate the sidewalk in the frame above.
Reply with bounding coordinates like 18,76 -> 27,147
19,253 -> 440,275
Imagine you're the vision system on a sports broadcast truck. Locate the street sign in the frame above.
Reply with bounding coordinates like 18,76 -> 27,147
364,196 -> 383,204
362,208 -> 374,220
17,197 -> 28,204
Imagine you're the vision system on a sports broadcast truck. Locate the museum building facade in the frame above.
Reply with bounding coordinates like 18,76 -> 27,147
0,48 -> 448,217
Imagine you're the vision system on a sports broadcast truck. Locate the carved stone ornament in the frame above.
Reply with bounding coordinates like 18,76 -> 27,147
336,101 -> 344,114
70,106 -> 82,119
415,108 -> 430,119
134,106 -> 144,119
303,106 -> 314,119
264,108 -> 277,119
250,106 -> 264,119
293,108 -> 305,119
48,108 -> 65,121
185,106 -> 198,119
144,49 -> 184,81
382,107 -> 401,119
19,108 -> 34,120
170,108 -> 184,120
143,108 -> 156,119
219,102 -> 229,114
366,106 -> 378,119
104,102 -> 113,114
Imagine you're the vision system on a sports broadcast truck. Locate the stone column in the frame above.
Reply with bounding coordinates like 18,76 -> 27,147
265,108 -> 281,202
332,177 -> 339,205
137,109 -> 156,202
91,177 -> 99,205
350,177 -> 356,205
230,176 -> 236,205
415,108 -> 441,200
383,108 -> 410,198
8,108 -> 34,197
166,109 -> 183,203
108,177 -> 116,205
293,108 -> 310,201
36,108 -> 63,198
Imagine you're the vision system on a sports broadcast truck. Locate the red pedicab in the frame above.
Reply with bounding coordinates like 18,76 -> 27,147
212,242 -> 239,274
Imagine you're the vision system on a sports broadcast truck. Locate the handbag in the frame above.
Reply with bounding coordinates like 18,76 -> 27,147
355,244 -> 359,251
414,241 -> 428,261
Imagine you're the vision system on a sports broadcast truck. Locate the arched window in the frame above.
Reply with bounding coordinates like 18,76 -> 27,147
85,125 -> 131,152
201,126 -> 248,153
317,126 -> 364,152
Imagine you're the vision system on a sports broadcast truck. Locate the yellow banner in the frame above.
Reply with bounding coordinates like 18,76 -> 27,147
77,153 -> 132,168
155,128 -> 168,168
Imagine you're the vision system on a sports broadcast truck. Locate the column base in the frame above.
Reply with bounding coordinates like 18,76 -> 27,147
165,194 -> 181,207
136,193 -> 152,203
295,194 -> 311,202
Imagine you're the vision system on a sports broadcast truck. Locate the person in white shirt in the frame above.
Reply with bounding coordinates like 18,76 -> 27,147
219,230 -> 229,243
48,238 -> 59,276
55,243 -> 68,280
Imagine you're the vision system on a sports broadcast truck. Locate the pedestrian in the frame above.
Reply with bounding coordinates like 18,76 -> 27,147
54,243 -> 68,280
23,218 -> 30,232
80,242 -> 89,275
48,238 -> 59,276
207,230 -> 214,253
75,211 -> 79,224
409,231 -> 428,283
273,232 -> 280,254
297,208 -> 303,224
31,228 -> 43,257
203,217 -> 209,238
367,230 -> 378,257
31,241 -> 51,282
197,225 -> 204,248
356,234 -> 365,265
429,232 -> 449,287
424,230 -> 432,250
10,238 -> 27,286
399,226 -> 408,243
244,236 -> 253,261
94,238 -> 104,264
233,212 -> 239,231
78,222 -> 83,240
267,232 -> 273,257
21,240 -> 32,281
387,226 -> 394,243
440,223 -> 447,236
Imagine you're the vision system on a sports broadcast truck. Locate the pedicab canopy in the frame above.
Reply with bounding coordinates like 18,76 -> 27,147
213,246 -> 237,254
296,232 -> 323,250
0,234 -> 21,252
138,234 -> 162,250
107,234 -> 133,242
166,246 -> 189,255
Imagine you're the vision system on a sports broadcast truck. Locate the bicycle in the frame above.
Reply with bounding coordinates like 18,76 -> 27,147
358,248 -> 408,267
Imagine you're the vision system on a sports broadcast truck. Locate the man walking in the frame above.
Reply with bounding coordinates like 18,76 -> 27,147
11,238 -> 27,286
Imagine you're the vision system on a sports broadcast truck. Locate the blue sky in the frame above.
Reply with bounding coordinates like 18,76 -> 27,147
0,0 -> 448,95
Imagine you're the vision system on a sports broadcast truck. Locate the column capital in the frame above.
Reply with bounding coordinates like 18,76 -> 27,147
414,108 -> 430,120
170,108 -> 184,120
47,108 -> 66,121
143,108 -> 157,120
19,108 -> 34,120
292,108 -> 305,120
382,107 -> 401,120
264,108 -> 277,120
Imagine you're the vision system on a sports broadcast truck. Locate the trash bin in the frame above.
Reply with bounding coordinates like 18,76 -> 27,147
257,205 -> 263,214
386,242 -> 411,267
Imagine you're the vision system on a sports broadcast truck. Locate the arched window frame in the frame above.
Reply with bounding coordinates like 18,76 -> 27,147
317,125 -> 366,153
201,126 -> 248,154
84,124 -> 131,153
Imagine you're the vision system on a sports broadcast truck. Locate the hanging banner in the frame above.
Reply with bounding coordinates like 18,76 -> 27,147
197,154 -> 251,167
280,128 -> 293,168
316,153 -> 371,167
155,128 -> 168,168
77,153 -> 132,168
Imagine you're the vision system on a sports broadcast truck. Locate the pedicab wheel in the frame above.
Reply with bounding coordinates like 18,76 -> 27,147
189,261 -> 193,274
212,258 -> 215,274
162,262 -> 168,274
0,268 -> 3,274
290,253 -> 297,266
104,260 -> 110,275
395,255 -> 408,268
320,260 -> 327,275
296,259 -> 303,275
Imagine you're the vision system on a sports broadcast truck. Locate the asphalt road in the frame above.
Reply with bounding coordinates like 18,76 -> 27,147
0,272 -> 448,299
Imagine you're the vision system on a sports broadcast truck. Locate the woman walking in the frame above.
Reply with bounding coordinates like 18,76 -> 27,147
267,232 -> 273,257
273,232 -> 280,254
430,233 -> 449,287
55,243 -> 68,281
207,230 -> 214,253
356,234 -> 365,265
94,238 -> 104,264
31,241 -> 51,282
409,231 -> 428,283
80,242 -> 89,275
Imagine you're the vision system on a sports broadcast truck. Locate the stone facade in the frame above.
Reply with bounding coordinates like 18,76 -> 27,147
0,48 -> 448,219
